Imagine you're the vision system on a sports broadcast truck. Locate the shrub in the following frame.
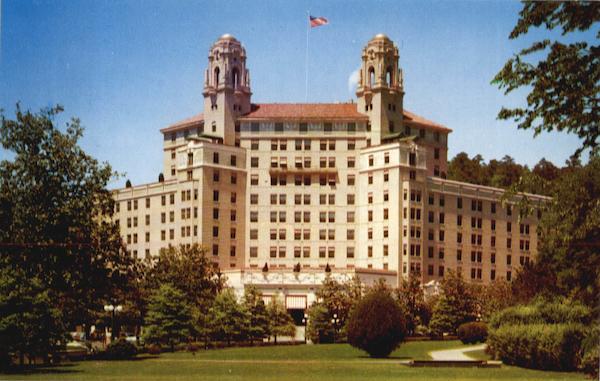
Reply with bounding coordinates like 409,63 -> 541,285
580,325 -> 599,378
457,322 -> 488,344
146,343 -> 162,355
346,290 -> 407,358
489,299 -> 591,329
487,323 -> 586,371
187,342 -> 199,354
104,339 -> 137,360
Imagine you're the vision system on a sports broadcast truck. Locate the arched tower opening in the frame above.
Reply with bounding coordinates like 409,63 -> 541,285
368,66 -> 376,88
214,67 -> 220,87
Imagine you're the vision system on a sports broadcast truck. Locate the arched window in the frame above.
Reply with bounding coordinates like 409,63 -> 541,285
386,66 -> 393,87
214,67 -> 220,86
232,68 -> 239,89
368,67 -> 375,88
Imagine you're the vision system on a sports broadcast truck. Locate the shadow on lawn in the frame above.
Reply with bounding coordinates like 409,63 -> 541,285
0,355 -> 160,375
357,355 -> 412,360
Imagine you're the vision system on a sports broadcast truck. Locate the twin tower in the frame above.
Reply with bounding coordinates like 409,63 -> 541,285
202,33 -> 405,146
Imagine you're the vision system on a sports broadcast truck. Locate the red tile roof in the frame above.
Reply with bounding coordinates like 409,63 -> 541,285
160,104 -> 451,133
160,113 -> 203,133
403,110 -> 451,132
239,103 -> 369,121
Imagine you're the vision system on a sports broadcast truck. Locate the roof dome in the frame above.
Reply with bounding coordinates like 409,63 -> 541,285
219,33 -> 237,41
373,33 -> 390,40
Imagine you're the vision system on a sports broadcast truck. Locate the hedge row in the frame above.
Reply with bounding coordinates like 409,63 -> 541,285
487,323 -> 587,371
457,322 -> 488,344
488,300 -> 591,330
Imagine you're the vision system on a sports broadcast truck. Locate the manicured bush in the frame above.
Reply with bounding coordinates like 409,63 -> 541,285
489,299 -> 591,329
146,343 -> 162,355
104,339 -> 137,360
487,323 -> 586,371
346,290 -> 407,358
457,322 -> 488,344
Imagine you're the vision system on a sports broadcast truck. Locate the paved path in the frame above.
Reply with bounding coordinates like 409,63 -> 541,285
429,344 -> 486,361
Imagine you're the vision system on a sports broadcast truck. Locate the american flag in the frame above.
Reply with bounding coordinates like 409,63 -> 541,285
309,15 -> 329,28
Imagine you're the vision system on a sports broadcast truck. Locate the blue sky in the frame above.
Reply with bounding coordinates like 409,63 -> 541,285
1,0 -> 593,187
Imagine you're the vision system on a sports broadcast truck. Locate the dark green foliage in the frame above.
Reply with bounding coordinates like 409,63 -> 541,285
306,304 -> 336,344
395,271 -> 426,335
489,299 -> 591,330
429,270 -> 478,336
242,286 -> 270,343
580,325 -> 599,377
487,323 -> 587,371
104,339 -> 137,360
346,289 -> 407,358
266,296 -> 296,344
143,284 -> 193,352
457,322 -> 488,344
492,2 -> 599,157
0,267 -> 66,365
0,105 -> 138,351
209,289 -> 250,345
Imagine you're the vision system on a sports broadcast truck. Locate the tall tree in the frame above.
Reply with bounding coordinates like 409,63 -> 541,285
0,105 -> 136,343
266,296 -> 296,344
429,270 -> 478,335
208,289 -> 250,346
492,2 -> 600,157
395,271 -> 426,335
242,286 -> 270,344
143,284 -> 193,352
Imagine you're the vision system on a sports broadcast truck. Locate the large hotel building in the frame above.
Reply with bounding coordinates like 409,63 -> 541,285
113,34 -> 546,308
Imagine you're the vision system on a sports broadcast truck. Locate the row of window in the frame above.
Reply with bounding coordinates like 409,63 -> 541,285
264,139 -> 358,152
246,122 -> 358,134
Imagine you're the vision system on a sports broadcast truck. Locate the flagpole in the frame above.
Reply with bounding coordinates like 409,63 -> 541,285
305,11 -> 309,103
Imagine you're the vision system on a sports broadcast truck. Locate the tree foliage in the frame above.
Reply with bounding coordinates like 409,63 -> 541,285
0,105 -> 137,357
346,287 -> 406,358
395,271 -> 427,335
143,284 -> 193,351
208,289 -> 250,345
429,270 -> 478,336
266,296 -> 296,343
492,1 -> 600,157
242,286 -> 270,344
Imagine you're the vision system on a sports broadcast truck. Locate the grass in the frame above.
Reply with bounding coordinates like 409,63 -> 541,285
1,341 -> 586,381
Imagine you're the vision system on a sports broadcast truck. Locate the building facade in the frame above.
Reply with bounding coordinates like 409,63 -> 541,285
113,34 -> 547,309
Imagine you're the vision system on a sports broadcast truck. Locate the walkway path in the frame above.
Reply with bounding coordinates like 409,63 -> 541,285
429,344 -> 486,361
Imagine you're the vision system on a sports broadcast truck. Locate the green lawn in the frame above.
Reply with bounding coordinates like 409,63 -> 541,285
1,341 -> 586,381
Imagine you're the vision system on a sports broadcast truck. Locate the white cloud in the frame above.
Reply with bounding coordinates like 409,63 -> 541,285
347,68 -> 360,96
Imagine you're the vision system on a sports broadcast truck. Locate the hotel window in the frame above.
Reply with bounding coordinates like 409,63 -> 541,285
299,123 -> 308,133
347,211 -> 355,223
384,171 -> 389,182
230,246 -> 236,257
327,247 -> 335,258
270,247 -> 277,257
507,255 -> 512,265
320,157 -> 327,168
303,211 -> 311,222
231,210 -> 236,221
491,253 -> 496,264
457,215 -> 462,226
304,157 -> 311,168
328,211 -> 335,223
213,208 -> 219,219
294,211 -> 302,223
457,249 -> 462,261
280,140 -> 287,150
383,191 -> 389,202
169,229 -> 174,240
161,230 -> 166,241
169,211 -> 175,222
457,197 -> 463,209
279,229 -> 286,240
491,219 -> 496,231
213,190 -> 219,202
384,226 -> 389,238
348,141 -> 356,150
434,148 -> 440,160
383,245 -> 389,256
507,222 -> 512,232
507,205 -> 512,216
324,123 -> 332,133
328,157 -> 335,168
491,236 -> 496,247
368,155 -> 374,166
439,230 -> 445,242
347,157 -> 355,168
428,247 -> 434,258
328,140 -> 335,150
275,122 -> 284,133
491,202 -> 496,214
384,208 -> 389,220
368,210 -> 373,222
368,174 -> 373,185
212,226 -> 219,237
368,193 -> 373,204
347,175 -> 355,186
270,229 -> 277,240
250,229 -> 258,240
328,194 -> 335,204
303,229 -> 310,240
280,194 -> 287,205
251,140 -> 259,150
439,212 -> 445,224
507,238 -> 512,249
457,232 -> 462,243
212,152 -> 219,164
251,157 -> 259,168
384,152 -> 390,164
409,152 -> 416,166
428,211 -> 434,223
296,140 -> 303,150
213,170 -> 220,182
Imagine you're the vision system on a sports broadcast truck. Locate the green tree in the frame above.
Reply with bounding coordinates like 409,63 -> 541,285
267,296 -> 296,343
475,279 -> 515,322
492,2 -> 599,157
0,105 -> 136,346
143,284 -> 193,352
208,289 -> 250,345
306,304 -> 336,344
0,267 -> 66,366
242,286 -> 270,344
346,287 -> 407,358
429,270 -> 478,335
535,154 -> 600,309
395,271 -> 426,335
